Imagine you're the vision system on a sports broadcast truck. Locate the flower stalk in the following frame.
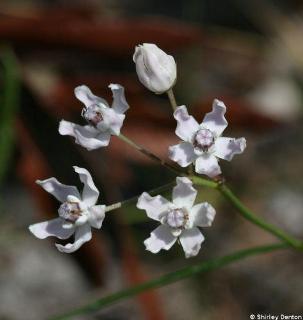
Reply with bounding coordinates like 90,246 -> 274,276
118,133 -> 181,175
167,88 -> 178,111
192,176 -> 303,251
105,181 -> 176,213
51,242 -> 287,320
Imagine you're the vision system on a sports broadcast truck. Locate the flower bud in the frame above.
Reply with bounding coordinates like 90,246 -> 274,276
133,43 -> 177,94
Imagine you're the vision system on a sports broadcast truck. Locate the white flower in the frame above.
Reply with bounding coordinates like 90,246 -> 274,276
169,100 -> 246,177
59,84 -> 129,151
29,166 -> 105,253
137,177 -> 215,258
133,43 -> 177,94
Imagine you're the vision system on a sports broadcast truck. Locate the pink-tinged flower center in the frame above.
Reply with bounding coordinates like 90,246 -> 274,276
58,202 -> 82,222
166,208 -> 187,228
82,105 -> 103,127
194,128 -> 214,151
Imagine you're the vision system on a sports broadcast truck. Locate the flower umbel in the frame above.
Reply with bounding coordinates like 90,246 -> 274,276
137,177 -> 216,258
169,100 -> 246,177
29,166 -> 105,253
133,43 -> 177,94
59,84 -> 129,150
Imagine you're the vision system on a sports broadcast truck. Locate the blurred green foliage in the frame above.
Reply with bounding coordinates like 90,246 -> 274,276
0,46 -> 20,187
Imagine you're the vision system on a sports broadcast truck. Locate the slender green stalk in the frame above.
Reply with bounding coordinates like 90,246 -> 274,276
118,133 -> 181,175
50,243 -> 287,320
190,175 -> 218,189
192,176 -> 303,250
166,88 -> 178,111
105,181 -> 175,212
218,184 -> 303,250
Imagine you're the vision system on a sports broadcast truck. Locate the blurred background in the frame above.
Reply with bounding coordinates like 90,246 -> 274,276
1,0 -> 303,319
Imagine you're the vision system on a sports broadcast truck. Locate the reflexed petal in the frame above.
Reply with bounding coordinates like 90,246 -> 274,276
74,128 -> 111,151
73,166 -> 99,206
172,177 -> 197,210
144,225 -> 177,253
195,154 -> 221,178
173,106 -> 200,142
29,218 -> 75,239
36,177 -> 80,203
97,107 -> 125,136
74,85 -> 109,108
56,224 -> 92,253
88,205 -> 106,229
168,142 -> 196,167
214,137 -> 246,161
109,83 -> 129,114
190,202 -> 216,227
202,99 -> 228,136
59,120 -> 111,151
179,227 -> 205,258
137,192 -> 170,221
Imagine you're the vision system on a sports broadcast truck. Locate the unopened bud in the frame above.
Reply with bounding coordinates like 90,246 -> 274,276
133,43 -> 177,94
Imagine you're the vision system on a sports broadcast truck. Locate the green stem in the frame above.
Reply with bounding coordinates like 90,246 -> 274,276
166,88 -> 178,111
118,133 -> 181,175
50,243 -> 287,320
219,184 -> 303,250
192,176 -> 303,250
190,175 -> 218,189
105,181 -> 175,212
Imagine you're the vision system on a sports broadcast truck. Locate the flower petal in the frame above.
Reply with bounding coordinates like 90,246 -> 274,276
73,166 -> 99,207
36,177 -> 80,203
195,154 -> 221,178
202,99 -> 228,136
88,205 -> 106,229
74,128 -> 111,151
55,224 -> 92,253
74,85 -> 109,108
168,142 -> 196,167
214,137 -> 246,161
144,225 -> 177,253
109,83 -> 129,114
59,120 -> 111,151
97,107 -> 125,136
137,192 -> 170,221
173,105 -> 200,142
190,202 -> 216,227
172,177 -> 197,210
29,218 -> 75,239
179,227 -> 205,258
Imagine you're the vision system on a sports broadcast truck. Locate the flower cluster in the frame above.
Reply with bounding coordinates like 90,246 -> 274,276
29,43 -> 246,257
